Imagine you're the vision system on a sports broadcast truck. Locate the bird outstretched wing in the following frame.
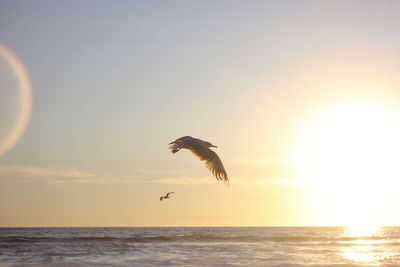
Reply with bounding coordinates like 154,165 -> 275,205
189,146 -> 228,184
166,192 -> 175,197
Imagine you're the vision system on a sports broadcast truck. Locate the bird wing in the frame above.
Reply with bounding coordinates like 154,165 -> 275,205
169,136 -> 192,154
160,197 -> 163,201
189,146 -> 229,183
169,139 -> 183,153
166,192 -> 175,197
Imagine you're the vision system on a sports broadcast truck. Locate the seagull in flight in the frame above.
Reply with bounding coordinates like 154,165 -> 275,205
169,136 -> 228,184
160,192 -> 174,201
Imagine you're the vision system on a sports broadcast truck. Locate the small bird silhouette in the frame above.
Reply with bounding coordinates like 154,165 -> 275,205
160,192 -> 174,201
169,136 -> 228,184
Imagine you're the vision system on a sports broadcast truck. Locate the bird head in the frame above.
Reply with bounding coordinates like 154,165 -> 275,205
206,141 -> 217,148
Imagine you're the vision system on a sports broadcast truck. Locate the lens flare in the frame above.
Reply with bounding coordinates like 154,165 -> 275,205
0,44 -> 33,157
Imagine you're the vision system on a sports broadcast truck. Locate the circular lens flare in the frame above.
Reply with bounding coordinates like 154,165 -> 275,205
0,44 -> 33,157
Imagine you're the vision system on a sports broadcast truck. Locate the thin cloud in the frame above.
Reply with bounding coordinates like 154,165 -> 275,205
225,156 -> 297,180
226,157 -> 293,166
72,178 -> 117,184
145,176 -> 214,185
138,176 -> 300,186
0,165 -> 301,186
0,165 -> 94,178
232,176 -> 300,186
47,177 -> 118,185
132,168 -> 188,175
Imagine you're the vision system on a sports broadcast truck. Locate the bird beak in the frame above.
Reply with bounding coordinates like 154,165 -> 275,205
211,145 -> 217,148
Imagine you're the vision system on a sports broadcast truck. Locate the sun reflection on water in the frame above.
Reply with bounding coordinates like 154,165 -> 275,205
342,225 -> 392,265
346,225 -> 381,238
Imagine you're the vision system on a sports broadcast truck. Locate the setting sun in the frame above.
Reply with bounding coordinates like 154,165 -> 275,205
294,100 -> 400,226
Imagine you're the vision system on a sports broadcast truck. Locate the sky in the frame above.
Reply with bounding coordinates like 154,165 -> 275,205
1,0 -> 400,227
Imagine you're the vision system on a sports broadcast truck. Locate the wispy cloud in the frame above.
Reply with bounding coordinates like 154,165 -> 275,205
0,165 -> 94,178
136,176 -> 300,186
224,156 -> 297,181
226,157 -> 293,166
67,177 -> 117,184
232,176 -> 300,186
0,164 -> 300,186
144,176 -> 214,185
0,165 -> 210,185
132,168 -> 188,176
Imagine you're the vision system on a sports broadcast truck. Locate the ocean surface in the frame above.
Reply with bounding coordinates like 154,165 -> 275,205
1,227 -> 400,266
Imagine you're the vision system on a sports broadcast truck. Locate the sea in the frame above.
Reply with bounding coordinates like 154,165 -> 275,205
1,227 -> 400,266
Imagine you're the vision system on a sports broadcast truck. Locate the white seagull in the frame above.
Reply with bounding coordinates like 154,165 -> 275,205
169,136 -> 228,184
160,192 -> 174,201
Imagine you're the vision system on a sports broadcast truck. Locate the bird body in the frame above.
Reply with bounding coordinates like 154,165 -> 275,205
160,192 -> 174,201
169,136 -> 228,184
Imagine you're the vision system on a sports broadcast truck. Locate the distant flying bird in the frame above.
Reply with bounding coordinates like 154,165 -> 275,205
169,136 -> 228,184
160,192 -> 174,201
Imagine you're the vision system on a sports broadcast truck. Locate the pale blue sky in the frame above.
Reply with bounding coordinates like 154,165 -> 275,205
2,1 -> 400,226
2,0 -> 399,164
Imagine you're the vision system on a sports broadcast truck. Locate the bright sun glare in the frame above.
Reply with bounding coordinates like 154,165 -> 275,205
294,101 -> 400,226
